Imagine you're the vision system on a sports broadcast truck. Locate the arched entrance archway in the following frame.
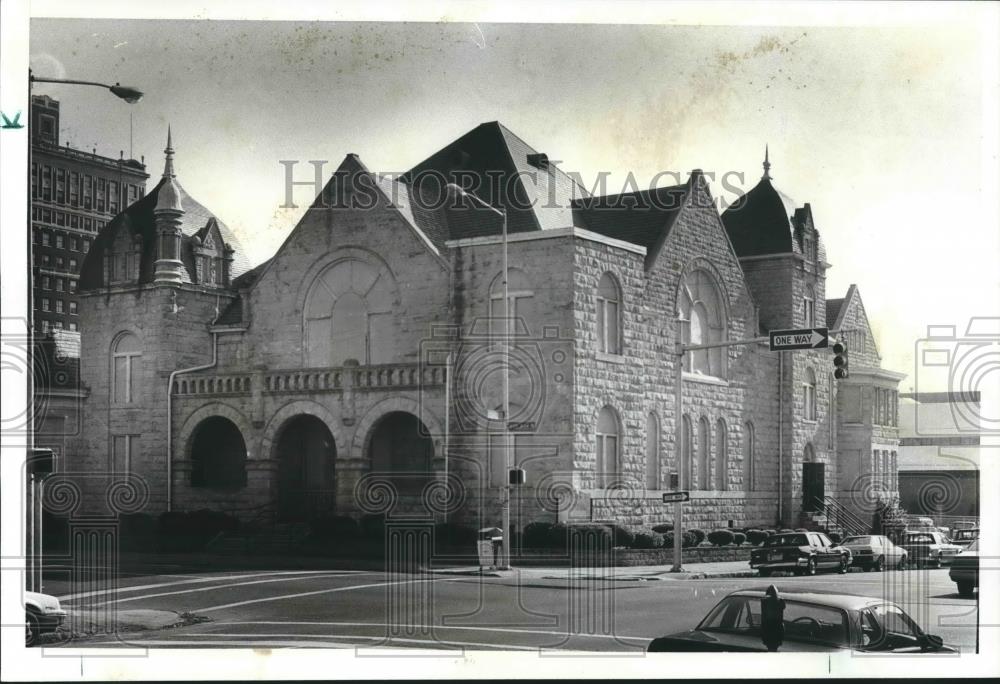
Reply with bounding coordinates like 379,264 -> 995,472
190,416 -> 247,490
275,415 -> 337,521
368,411 -> 434,492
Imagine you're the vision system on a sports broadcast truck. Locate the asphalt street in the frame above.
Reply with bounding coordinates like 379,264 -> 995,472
38,564 -> 978,653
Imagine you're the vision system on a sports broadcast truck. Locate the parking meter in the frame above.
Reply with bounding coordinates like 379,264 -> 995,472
760,584 -> 785,652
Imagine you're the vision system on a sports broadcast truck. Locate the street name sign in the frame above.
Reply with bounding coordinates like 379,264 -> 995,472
769,327 -> 829,351
662,491 -> 690,503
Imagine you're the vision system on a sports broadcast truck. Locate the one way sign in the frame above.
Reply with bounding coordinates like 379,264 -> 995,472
769,327 -> 829,351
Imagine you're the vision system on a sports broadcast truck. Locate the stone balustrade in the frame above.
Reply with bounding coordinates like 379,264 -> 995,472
172,363 -> 447,397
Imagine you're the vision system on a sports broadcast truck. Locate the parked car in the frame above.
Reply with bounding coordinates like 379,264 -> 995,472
950,528 -> 979,548
949,539 -> 979,597
25,591 -> 67,646
749,532 -> 851,576
647,588 -> 957,652
840,535 -> 908,571
898,531 -> 962,568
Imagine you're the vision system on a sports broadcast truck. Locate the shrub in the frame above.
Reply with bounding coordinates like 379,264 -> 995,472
682,530 -> 700,548
631,529 -> 664,549
360,513 -> 386,540
523,522 -> 555,548
651,523 -> 673,535
732,531 -> 747,546
707,529 -> 735,546
610,524 -> 635,548
746,529 -> 769,546
568,524 -> 612,547
688,528 -> 707,546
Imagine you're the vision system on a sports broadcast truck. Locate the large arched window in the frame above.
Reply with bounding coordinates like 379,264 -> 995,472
743,421 -> 755,492
490,268 -> 534,339
645,412 -> 660,490
715,418 -> 728,491
596,406 -> 620,488
697,416 -> 710,490
596,273 -> 621,355
803,367 -> 817,421
112,332 -> 141,404
304,258 -> 394,366
803,284 -> 816,327
678,269 -> 726,377
680,415 -> 693,489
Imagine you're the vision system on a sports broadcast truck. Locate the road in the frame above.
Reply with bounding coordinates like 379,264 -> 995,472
41,565 -> 978,652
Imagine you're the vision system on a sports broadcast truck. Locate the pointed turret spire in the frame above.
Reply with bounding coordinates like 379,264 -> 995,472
762,144 -> 771,180
162,126 -> 175,179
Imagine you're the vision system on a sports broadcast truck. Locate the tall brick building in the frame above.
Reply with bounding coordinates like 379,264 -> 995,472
69,123 -> 904,532
30,95 -> 149,335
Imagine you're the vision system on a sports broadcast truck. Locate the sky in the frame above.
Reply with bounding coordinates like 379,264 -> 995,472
28,11 -> 1000,390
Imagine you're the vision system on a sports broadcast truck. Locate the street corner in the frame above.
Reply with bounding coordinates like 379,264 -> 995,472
64,607 -> 210,637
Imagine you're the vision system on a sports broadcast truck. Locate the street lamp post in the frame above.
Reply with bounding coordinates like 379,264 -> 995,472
446,184 -> 510,569
29,73 -> 144,103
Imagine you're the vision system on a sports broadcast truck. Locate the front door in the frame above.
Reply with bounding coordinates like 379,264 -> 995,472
802,462 -> 825,512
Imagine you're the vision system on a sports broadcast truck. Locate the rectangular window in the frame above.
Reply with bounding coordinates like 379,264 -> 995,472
33,229 -> 41,244
70,215 -> 79,229
68,322 -> 78,331
97,178 -> 106,212
68,279 -> 77,293
803,297 -> 815,327
41,231 -> 51,247
55,234 -> 64,249
69,301 -> 78,315
56,211 -> 65,226
31,163 -> 38,198
70,172 -> 79,206
41,276 -> 50,290
56,257 -> 64,270
41,255 -> 50,266
56,169 -> 66,203
69,258 -> 78,270
55,277 -> 64,291
55,300 -> 64,313
41,298 -> 50,312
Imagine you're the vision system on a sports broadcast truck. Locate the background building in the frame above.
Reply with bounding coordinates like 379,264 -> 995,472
30,94 -> 149,335
67,123 -> 904,534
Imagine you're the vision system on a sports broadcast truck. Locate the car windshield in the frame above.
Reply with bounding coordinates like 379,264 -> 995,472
906,534 -> 934,544
765,534 -> 808,547
955,530 -> 977,540
843,536 -> 873,545
697,597 -> 849,648
966,540 -> 979,552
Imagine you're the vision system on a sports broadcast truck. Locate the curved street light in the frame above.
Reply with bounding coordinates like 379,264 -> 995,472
29,73 -> 144,103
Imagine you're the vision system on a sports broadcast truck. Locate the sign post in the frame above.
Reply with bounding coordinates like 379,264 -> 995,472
768,327 -> 829,352
663,491 -> 690,572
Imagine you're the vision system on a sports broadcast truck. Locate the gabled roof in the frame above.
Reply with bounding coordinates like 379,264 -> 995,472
826,298 -> 845,329
571,184 -> 689,250
721,176 -> 800,257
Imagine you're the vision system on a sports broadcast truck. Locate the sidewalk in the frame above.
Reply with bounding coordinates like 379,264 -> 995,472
430,559 -> 755,581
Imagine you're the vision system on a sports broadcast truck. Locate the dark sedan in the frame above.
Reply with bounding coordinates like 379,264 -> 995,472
749,532 -> 851,576
647,588 -> 957,653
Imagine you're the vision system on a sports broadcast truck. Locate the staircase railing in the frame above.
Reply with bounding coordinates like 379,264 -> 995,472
816,495 -> 871,536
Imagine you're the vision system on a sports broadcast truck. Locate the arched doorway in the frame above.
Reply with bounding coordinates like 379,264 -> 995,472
190,416 -> 247,490
368,412 -> 434,493
275,415 -> 337,521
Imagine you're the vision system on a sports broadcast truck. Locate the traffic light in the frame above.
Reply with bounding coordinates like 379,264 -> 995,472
832,341 -> 849,380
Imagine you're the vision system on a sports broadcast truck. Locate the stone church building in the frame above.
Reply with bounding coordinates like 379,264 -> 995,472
71,122 -> 905,533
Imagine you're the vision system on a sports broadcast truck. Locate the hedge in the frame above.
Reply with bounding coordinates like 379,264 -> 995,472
707,529 -> 735,546
732,531 -> 747,546
746,529 -> 768,546
688,528 -> 707,546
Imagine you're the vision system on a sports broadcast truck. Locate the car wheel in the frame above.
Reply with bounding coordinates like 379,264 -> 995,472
932,555 -> 942,569
839,555 -> 849,574
897,556 -> 908,571
805,557 -> 817,576
25,611 -> 39,647
874,555 -> 884,572
956,581 -> 975,597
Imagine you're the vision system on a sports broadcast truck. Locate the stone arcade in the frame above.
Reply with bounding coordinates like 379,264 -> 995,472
70,122 -> 905,533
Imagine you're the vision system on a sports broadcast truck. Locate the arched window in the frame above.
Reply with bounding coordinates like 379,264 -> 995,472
112,332 -> 141,404
743,421 -> 755,492
697,416 -> 710,490
680,414 -> 693,489
490,268 -> 534,339
803,367 -> 817,421
715,418 -> 728,491
596,406 -> 619,488
304,258 -> 394,366
804,443 -> 815,462
678,269 -> 726,377
596,273 -> 621,355
803,284 -> 816,327
645,412 -> 660,490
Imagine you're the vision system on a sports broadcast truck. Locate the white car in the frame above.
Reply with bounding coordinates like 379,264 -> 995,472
25,591 -> 67,645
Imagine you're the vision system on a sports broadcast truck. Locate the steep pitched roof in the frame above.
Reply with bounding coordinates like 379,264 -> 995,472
78,140 -> 251,291
572,183 -> 688,249
721,176 -> 800,257
404,121 -> 588,243
825,298 -> 845,329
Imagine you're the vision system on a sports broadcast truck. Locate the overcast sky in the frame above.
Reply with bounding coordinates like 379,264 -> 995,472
29,14 -> 999,389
